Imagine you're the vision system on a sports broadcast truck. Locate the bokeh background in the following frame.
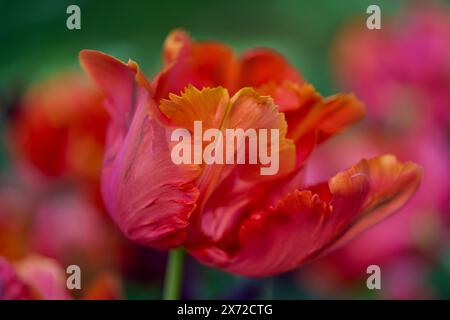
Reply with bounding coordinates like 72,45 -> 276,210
1,0 -> 450,299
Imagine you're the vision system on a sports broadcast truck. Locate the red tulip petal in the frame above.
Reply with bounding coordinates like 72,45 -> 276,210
255,82 -> 365,202
279,83 -> 364,164
190,155 -> 421,276
325,154 -> 423,251
80,50 -> 201,249
154,30 -> 238,101
79,50 -> 162,124
163,29 -> 191,65
238,48 -> 303,88
190,190 -> 337,276
256,81 -> 304,113
80,50 -> 139,125
257,82 -> 364,165
226,88 -> 296,179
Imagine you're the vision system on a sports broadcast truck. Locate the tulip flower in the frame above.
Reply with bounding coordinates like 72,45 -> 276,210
79,30 -> 422,279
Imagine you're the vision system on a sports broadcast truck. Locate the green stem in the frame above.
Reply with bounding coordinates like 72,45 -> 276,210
163,247 -> 185,300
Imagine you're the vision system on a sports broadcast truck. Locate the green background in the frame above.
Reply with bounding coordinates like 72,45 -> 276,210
0,0 -> 406,95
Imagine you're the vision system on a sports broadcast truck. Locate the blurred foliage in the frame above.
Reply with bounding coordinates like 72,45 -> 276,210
429,248 -> 450,299
124,281 -> 162,300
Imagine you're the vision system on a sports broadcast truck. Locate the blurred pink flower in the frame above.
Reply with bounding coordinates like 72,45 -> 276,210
14,255 -> 72,300
0,255 -> 124,300
31,193 -> 123,272
333,5 -> 450,127
0,255 -> 71,300
0,256 -> 34,299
